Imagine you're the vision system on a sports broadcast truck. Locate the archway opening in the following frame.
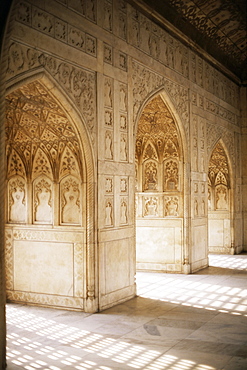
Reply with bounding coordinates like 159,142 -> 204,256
135,94 -> 184,273
208,141 -> 233,254
5,79 -> 91,311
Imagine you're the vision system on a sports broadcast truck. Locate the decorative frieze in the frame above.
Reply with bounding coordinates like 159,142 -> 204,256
16,2 -> 97,55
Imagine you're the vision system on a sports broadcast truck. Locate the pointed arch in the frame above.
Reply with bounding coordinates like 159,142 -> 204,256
5,71 -> 97,312
135,91 -> 188,273
207,139 -> 234,254
134,87 -> 188,163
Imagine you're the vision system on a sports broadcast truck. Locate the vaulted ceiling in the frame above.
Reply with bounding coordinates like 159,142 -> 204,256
130,0 -> 247,83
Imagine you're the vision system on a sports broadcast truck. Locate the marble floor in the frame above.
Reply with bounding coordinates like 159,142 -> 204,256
6,254 -> 247,370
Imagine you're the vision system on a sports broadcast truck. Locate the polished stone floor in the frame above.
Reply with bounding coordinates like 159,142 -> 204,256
6,254 -> 247,370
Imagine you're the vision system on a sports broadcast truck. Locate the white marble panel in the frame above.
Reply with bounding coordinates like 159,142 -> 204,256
105,239 -> 130,294
209,219 -> 224,247
136,226 -> 177,264
14,240 -> 74,296
193,225 -> 207,261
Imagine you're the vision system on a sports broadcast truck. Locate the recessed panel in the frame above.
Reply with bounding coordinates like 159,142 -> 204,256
14,241 -> 74,296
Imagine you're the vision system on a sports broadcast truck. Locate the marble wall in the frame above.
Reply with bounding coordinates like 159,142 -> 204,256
2,0 -> 244,316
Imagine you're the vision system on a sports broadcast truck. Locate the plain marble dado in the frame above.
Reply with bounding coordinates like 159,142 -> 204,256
6,254 -> 247,370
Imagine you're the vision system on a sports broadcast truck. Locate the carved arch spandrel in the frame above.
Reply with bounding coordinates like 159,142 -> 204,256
132,60 -> 189,147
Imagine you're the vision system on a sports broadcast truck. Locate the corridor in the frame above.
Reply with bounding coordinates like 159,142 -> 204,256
6,254 -> 247,370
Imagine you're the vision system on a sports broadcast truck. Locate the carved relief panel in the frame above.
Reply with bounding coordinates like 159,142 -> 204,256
33,176 -> 53,224
143,160 -> 158,191
8,176 -> 27,223
119,83 -> 128,162
164,196 -> 179,217
60,176 -> 81,225
164,159 -> 179,191
104,77 -> 114,160
144,196 -> 158,217
105,197 -> 113,227
120,197 -> 128,224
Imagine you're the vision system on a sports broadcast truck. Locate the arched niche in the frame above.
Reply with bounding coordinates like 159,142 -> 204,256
208,140 -> 233,254
7,175 -> 27,224
135,93 -> 185,272
33,175 -> 53,224
60,175 -> 82,226
5,74 -> 97,312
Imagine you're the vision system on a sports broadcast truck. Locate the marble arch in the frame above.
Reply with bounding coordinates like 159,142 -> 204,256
5,72 -> 97,313
207,139 -> 234,255
135,91 -> 189,273
134,88 -> 188,161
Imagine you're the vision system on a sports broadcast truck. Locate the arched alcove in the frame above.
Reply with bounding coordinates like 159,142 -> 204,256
5,75 -> 97,312
135,93 -> 185,272
208,140 -> 234,254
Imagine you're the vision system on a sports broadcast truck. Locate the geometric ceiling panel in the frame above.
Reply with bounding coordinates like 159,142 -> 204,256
5,80 -> 81,176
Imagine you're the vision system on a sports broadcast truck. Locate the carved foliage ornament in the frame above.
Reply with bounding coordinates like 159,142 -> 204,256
61,177 -> 80,224
6,42 -> 96,138
34,177 -> 52,223
144,161 -> 158,191
208,142 -> 229,187
136,95 -> 180,161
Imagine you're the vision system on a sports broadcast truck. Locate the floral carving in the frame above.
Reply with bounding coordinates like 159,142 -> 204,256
6,43 -> 96,140
32,149 -> 52,178
144,197 -> 158,216
34,177 -> 52,223
105,177 -> 113,193
8,150 -> 26,178
61,177 -> 80,224
144,161 -> 158,191
8,177 -> 26,223
164,160 -> 178,191
165,196 -> 178,216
